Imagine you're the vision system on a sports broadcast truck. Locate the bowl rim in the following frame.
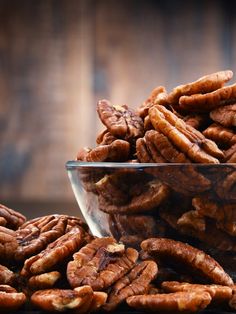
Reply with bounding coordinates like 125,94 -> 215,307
65,160 -> 236,169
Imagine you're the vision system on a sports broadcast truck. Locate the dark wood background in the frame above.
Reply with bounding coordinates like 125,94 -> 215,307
0,0 -> 236,217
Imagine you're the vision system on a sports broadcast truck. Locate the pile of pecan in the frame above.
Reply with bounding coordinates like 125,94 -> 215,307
0,203 -> 236,313
77,70 -> 236,269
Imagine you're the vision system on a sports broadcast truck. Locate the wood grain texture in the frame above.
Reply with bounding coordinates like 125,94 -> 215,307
0,0 -> 235,205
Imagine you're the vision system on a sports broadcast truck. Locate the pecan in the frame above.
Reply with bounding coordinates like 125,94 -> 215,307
224,143 -> 236,163
0,226 -> 18,260
214,168 -> 236,201
104,260 -> 158,311
0,284 -> 26,311
28,271 -> 61,290
137,130 -> 190,163
97,99 -> 144,141
31,285 -> 94,312
98,180 -> 169,214
141,238 -> 233,286
0,204 -> 26,230
21,226 -> 86,276
149,105 -> 223,163
15,215 -> 69,261
136,137 -> 166,163
0,217 -> 6,227
96,129 -> 117,145
179,83 -> 236,112
203,123 -> 236,148
183,113 -> 210,130
138,86 -> 168,118
167,70 -> 233,106
210,103 -> 236,127
67,237 -> 138,290
192,196 -> 236,236
147,165 -> 211,195
108,214 -> 160,245
0,264 -> 15,285
161,281 -> 232,304
126,291 -> 212,312
77,140 -> 130,162
77,290 -> 108,313
177,210 -> 206,232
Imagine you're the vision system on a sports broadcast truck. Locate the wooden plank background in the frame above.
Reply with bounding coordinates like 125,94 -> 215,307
0,0 -> 236,215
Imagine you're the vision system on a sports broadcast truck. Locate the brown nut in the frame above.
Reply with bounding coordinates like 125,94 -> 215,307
98,180 -> 170,214
179,83 -> 236,112
126,291 -> 212,313
0,284 -> 26,311
21,226 -> 86,276
224,143 -> 236,163
67,237 -> 138,290
77,140 -> 130,162
96,129 -> 117,145
167,70 -> 233,106
28,271 -> 61,290
0,265 -> 15,286
149,105 -> 223,163
210,103 -> 236,127
0,226 -> 18,260
161,281 -> 232,304
192,196 -> 236,236
104,261 -> 158,311
97,99 -> 144,141
31,285 -> 93,312
0,204 -> 26,230
203,123 -> 236,148
177,210 -> 206,233
141,238 -> 233,286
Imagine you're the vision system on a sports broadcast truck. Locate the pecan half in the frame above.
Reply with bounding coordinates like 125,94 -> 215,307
97,99 -> 144,141
0,284 -> 26,312
210,104 -> 236,127
179,83 -> 236,112
77,140 -> 130,162
167,70 -> 233,106
98,180 -> 169,214
161,281 -> 232,304
0,226 -> 18,260
28,271 -> 61,290
104,261 -> 158,311
31,285 -> 93,312
0,265 -> 15,285
96,129 -> 117,145
126,291 -> 212,312
0,204 -> 26,230
192,196 -> 236,236
224,143 -> 236,163
21,226 -> 86,276
203,123 -> 236,148
141,238 -> 233,286
149,105 -> 223,163
67,237 -> 138,290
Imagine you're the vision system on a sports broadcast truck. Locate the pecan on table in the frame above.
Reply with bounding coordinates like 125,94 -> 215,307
21,226 -> 86,277
167,70 -> 233,106
203,123 -> 236,148
104,260 -> 158,311
126,291 -> 212,313
67,237 -> 138,291
28,271 -> 61,290
149,105 -> 224,163
179,83 -> 236,112
0,204 -> 26,230
161,281 -> 232,305
141,238 -> 233,286
210,103 -> 236,128
15,215 -> 69,261
77,140 -> 130,162
97,99 -> 144,141
0,284 -> 26,312
98,179 -> 170,214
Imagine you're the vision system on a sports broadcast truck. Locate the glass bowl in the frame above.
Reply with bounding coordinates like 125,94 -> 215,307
66,161 -> 236,278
